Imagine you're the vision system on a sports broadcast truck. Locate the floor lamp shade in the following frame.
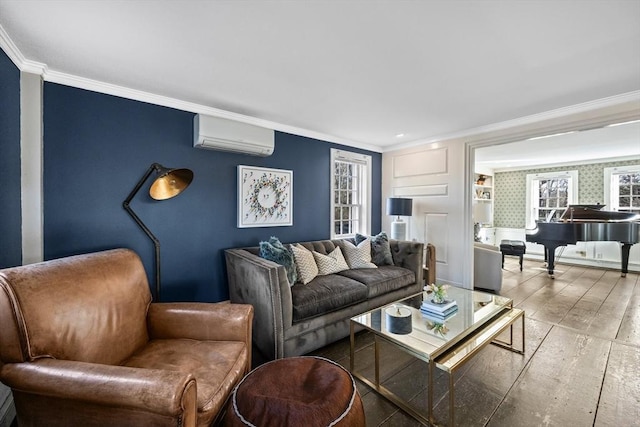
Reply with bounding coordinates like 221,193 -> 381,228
386,198 -> 413,241
123,163 -> 193,301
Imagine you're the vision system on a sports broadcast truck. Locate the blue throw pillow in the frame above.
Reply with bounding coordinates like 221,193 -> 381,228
355,232 -> 393,266
259,237 -> 297,286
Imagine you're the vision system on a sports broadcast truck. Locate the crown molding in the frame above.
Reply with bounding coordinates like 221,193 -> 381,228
42,69 -> 383,153
0,24 -> 47,74
0,23 -> 383,154
4,21 -> 638,156
492,154 -> 640,173
384,90 -> 640,152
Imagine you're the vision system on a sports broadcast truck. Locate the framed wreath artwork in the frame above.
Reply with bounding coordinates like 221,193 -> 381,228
238,165 -> 293,228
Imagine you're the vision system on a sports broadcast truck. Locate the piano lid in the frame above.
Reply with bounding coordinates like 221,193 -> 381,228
559,204 -> 640,222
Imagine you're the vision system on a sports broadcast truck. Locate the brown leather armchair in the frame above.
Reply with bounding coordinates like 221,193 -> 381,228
0,248 -> 253,427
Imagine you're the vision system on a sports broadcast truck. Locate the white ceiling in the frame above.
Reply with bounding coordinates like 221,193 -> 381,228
1,0 -> 639,156
476,120 -> 640,171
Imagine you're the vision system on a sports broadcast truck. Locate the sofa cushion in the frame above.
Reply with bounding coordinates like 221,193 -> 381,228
340,239 -> 377,269
356,232 -> 393,266
313,247 -> 349,275
338,265 -> 416,298
291,275 -> 368,322
259,237 -> 297,286
291,244 -> 319,284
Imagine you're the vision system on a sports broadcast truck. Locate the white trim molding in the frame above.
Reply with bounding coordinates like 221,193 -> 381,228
389,91 -> 640,153
525,170 -> 578,229
20,71 -> 44,265
0,23 -> 381,154
464,96 -> 640,287
4,22 -> 639,156
604,164 -> 640,212
0,24 -> 46,74
43,70 -> 383,153
330,148 -> 372,239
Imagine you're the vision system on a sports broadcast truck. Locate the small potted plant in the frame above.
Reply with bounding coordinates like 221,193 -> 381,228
425,283 -> 449,304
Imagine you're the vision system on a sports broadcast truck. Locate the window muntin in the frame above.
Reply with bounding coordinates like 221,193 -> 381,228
526,171 -> 578,228
331,149 -> 371,238
536,177 -> 569,222
604,165 -> 640,213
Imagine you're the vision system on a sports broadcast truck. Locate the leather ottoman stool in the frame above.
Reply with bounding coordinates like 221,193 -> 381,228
500,240 -> 526,271
223,356 -> 365,427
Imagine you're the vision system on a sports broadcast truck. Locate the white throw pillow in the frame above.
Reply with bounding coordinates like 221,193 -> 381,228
291,244 -> 319,284
342,239 -> 377,269
313,247 -> 349,275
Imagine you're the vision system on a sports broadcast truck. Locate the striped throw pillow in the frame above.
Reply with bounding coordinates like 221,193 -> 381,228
342,239 -> 377,269
291,244 -> 319,284
313,247 -> 349,275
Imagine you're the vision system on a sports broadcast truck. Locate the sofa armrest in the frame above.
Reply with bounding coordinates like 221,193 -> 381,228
148,302 -> 253,343
390,240 -> 424,286
425,243 -> 436,285
1,358 -> 196,424
474,244 -> 503,292
225,248 -> 292,360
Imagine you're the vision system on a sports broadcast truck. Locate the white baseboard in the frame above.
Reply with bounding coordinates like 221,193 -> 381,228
523,253 -> 639,273
497,227 -> 639,273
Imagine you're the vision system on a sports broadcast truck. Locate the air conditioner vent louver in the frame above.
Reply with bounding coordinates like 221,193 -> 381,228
193,114 -> 274,156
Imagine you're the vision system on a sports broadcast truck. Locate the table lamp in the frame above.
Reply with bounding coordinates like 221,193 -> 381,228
387,197 -> 413,241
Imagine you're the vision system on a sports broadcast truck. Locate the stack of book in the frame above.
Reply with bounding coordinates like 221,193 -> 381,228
420,298 -> 458,321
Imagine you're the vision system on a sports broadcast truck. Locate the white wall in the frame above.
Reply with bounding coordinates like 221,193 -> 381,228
382,93 -> 640,289
382,141 -> 469,287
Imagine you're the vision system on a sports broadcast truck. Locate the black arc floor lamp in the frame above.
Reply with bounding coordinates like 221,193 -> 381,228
123,163 -> 193,301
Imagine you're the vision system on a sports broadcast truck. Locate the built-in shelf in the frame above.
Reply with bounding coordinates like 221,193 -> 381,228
473,172 -> 494,230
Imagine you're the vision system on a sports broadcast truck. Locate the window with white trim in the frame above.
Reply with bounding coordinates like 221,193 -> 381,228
604,165 -> 640,214
525,170 -> 578,228
330,149 -> 372,238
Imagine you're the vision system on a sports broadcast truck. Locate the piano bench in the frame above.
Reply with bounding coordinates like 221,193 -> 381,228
500,240 -> 526,271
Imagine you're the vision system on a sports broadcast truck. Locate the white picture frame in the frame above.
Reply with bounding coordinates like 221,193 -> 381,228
238,165 -> 293,228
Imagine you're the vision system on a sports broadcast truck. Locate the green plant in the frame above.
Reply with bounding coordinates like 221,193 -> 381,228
426,283 -> 449,303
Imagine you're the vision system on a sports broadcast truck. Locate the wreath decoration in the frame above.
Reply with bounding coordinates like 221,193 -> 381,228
244,172 -> 290,222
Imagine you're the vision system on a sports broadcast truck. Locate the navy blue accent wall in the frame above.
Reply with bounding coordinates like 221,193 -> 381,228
43,83 -> 381,302
0,48 -> 22,268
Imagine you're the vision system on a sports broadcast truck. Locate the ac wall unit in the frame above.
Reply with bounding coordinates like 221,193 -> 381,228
193,114 -> 274,156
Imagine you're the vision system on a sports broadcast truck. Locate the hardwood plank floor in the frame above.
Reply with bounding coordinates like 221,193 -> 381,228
311,258 -> 640,426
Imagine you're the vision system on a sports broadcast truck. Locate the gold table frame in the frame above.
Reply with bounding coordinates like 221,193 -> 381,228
349,292 -> 525,426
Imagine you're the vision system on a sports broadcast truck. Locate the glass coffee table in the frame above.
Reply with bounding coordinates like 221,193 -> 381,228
349,286 -> 524,426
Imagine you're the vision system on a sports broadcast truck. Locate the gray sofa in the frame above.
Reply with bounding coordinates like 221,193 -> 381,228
225,239 -> 424,360
474,242 -> 503,293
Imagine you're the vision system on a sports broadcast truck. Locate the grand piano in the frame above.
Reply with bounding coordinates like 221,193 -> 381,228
526,204 -> 640,278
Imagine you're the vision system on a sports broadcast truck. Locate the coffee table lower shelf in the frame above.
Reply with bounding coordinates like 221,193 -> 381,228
349,308 -> 525,426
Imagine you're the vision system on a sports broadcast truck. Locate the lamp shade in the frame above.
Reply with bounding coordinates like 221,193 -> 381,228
386,198 -> 413,216
150,166 -> 193,200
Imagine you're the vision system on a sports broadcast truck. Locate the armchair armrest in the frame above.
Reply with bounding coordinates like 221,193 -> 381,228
1,358 -> 196,423
148,302 -> 253,343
